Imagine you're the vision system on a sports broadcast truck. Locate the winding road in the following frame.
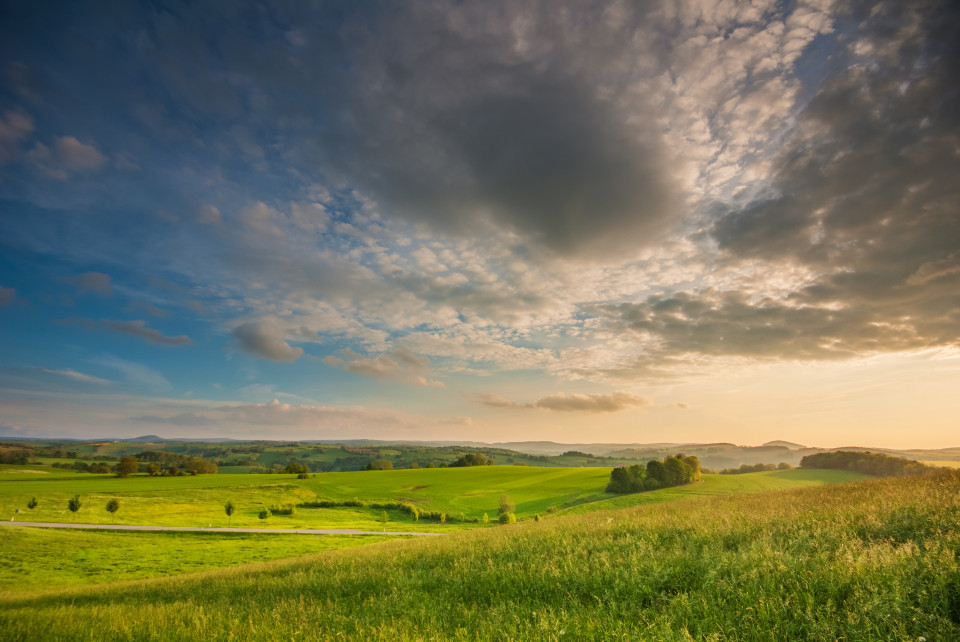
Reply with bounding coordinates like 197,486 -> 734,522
0,521 -> 444,536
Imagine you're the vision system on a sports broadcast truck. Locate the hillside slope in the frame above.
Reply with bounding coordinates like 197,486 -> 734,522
2,470 -> 957,640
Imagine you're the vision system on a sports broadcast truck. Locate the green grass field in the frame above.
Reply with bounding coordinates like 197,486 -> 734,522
1,470 -> 956,640
0,465 -> 865,532
0,528 -> 397,596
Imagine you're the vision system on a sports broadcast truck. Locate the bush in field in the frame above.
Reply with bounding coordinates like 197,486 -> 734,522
67,495 -> 81,516
268,504 -> 295,516
498,512 -> 516,524
299,499 -> 442,521
27,497 -> 38,511
449,452 -> 495,467
105,498 -> 119,522
258,509 -> 269,520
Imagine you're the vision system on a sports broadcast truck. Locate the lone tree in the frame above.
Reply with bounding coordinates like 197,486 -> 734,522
27,497 -> 38,511
116,456 -> 138,478
258,508 -> 269,520
68,495 -> 82,519
105,498 -> 120,523
224,500 -> 235,526
379,510 -> 389,531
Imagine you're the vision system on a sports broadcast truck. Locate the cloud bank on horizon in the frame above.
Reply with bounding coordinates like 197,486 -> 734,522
0,0 -> 957,447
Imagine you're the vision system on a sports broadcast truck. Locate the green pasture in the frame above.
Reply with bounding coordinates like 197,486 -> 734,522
560,468 -> 870,514
1,470 -> 956,640
0,466 -> 867,532
0,527 -> 396,596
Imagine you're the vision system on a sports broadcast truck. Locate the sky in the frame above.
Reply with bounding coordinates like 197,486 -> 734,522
0,0 -> 958,448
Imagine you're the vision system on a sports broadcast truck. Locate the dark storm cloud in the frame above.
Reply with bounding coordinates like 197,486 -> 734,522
594,0 -> 960,370
1,1 -> 679,259
713,0 -> 960,274
321,3 -> 680,257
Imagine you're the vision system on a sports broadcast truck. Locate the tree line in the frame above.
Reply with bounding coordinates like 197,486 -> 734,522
606,454 -> 702,493
719,462 -> 792,474
799,451 -> 931,477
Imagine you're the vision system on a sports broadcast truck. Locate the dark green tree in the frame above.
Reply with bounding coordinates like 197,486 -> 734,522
27,497 -> 38,511
224,500 -> 235,526
258,508 -> 269,520
68,495 -> 82,519
116,456 -> 138,478
105,498 -> 120,523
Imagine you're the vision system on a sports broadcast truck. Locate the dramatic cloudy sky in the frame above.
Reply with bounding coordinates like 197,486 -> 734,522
1,0 -> 957,447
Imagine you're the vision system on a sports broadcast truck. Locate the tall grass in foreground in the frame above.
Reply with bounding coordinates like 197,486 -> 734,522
2,471 -> 958,641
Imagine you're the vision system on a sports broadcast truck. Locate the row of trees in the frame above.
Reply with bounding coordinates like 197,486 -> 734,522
800,451 -> 931,477
719,462 -> 792,474
20,495 -> 122,522
606,454 -> 703,493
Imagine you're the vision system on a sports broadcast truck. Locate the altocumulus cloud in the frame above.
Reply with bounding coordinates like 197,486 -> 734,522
323,346 -> 444,387
480,391 -> 652,413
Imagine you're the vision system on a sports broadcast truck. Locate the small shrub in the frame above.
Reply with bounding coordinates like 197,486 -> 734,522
268,504 -> 296,516
498,512 -> 516,524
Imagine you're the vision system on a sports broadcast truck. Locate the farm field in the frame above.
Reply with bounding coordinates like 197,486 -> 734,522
0,528 -> 396,595
0,465 -> 864,532
0,467 -> 871,597
1,470 -> 956,640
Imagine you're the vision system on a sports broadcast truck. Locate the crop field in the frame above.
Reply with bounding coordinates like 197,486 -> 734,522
1,470 -> 957,640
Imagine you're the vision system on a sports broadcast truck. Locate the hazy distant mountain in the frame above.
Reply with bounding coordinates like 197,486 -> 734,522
762,440 -> 807,450
492,441 -> 688,456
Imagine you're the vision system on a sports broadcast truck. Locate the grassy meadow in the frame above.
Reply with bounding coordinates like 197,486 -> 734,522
0,528 -> 397,595
0,464 -> 865,531
0,470 -> 957,640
